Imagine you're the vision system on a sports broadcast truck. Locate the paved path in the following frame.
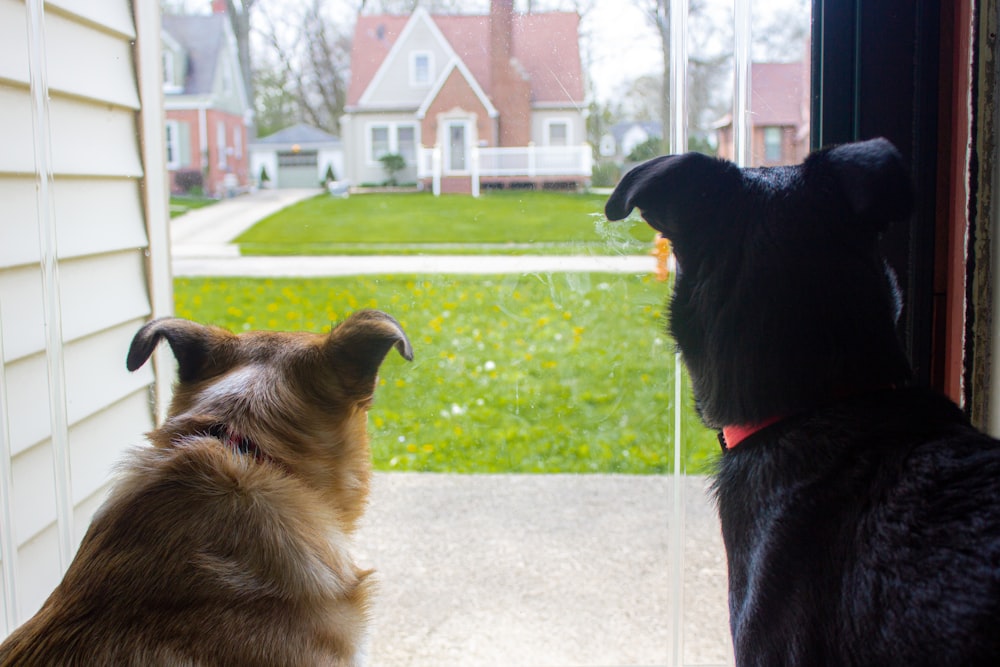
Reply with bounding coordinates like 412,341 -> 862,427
170,191 -> 733,667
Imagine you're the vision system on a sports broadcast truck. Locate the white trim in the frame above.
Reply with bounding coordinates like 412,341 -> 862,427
409,50 -> 434,87
415,58 -> 498,120
135,0 -> 175,423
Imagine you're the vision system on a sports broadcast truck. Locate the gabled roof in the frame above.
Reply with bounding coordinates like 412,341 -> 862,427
250,123 -> 341,147
347,10 -> 584,109
161,14 -> 228,96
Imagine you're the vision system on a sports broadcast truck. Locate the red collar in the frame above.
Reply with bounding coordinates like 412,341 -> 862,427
719,414 -> 786,450
719,385 -> 899,450
211,424 -> 275,466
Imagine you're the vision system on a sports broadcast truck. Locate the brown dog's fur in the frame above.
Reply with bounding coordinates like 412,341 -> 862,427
0,310 -> 412,666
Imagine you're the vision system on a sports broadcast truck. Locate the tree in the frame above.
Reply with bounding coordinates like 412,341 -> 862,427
224,0 -> 258,135
256,0 -> 352,135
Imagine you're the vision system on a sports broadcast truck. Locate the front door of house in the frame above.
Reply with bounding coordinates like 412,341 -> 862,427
444,121 -> 470,174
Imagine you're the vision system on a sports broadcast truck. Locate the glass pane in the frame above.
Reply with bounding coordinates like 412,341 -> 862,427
448,124 -> 466,171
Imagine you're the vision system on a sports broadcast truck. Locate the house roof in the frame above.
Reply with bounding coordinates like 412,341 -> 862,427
611,121 -> 662,144
347,10 -> 584,108
251,123 -> 342,147
161,14 -> 227,96
749,62 -> 805,126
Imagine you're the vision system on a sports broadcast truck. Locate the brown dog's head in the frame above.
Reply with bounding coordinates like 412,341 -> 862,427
604,139 -> 914,428
126,310 -> 412,528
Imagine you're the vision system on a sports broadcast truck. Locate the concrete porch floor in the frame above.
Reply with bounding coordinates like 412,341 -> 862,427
354,473 -> 734,667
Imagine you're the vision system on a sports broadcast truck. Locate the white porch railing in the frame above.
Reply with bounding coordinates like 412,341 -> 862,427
417,144 -> 593,196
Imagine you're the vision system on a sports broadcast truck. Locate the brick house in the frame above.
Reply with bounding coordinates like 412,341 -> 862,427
162,0 -> 252,196
341,0 -> 591,194
715,61 -> 810,166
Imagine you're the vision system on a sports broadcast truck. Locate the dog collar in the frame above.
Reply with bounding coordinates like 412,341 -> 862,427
718,385 -> 899,450
718,415 -> 785,450
210,424 -> 275,466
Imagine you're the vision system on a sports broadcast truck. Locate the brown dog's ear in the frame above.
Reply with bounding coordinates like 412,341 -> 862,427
604,152 -> 740,236
810,137 -> 912,232
127,317 -> 230,383
325,310 -> 413,396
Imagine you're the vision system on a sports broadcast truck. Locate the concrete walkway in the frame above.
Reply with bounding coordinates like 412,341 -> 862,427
169,191 -> 733,667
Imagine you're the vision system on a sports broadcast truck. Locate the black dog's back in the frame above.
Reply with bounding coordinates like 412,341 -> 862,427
606,139 -> 1000,665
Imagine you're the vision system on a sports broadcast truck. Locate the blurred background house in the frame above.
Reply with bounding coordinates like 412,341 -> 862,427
162,0 -> 252,197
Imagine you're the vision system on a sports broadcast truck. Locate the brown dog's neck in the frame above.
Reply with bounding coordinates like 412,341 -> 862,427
208,423 -> 277,466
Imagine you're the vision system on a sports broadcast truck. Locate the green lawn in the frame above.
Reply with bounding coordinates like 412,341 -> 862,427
170,195 -> 218,218
235,191 -> 655,256
174,273 -> 718,474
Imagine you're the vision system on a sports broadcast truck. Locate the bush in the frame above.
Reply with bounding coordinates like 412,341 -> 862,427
626,137 -> 663,164
591,162 -> 620,188
174,169 -> 204,195
379,153 -> 406,186
322,164 -> 337,185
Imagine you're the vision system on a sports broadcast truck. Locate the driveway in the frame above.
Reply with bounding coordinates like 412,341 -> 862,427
168,188 -> 733,667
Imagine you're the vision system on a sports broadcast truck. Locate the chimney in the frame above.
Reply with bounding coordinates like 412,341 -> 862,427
212,0 -> 227,14
489,0 -> 531,146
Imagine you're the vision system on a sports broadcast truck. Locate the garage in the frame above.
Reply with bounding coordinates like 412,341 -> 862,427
249,123 -> 344,190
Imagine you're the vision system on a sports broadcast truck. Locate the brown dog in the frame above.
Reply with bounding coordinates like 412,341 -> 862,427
0,310 -> 412,666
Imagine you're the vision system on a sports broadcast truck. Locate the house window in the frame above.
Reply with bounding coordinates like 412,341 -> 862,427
217,120 -> 227,168
764,126 -> 783,162
397,125 -> 416,163
233,126 -> 242,159
370,126 -> 390,161
367,123 -> 419,165
165,120 -> 180,169
546,120 -> 570,146
410,51 -> 433,86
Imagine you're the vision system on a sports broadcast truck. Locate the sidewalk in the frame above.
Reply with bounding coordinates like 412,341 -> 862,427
169,189 -> 733,667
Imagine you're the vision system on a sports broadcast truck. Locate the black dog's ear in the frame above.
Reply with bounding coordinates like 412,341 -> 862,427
811,138 -> 913,232
127,318 -> 230,383
604,152 -> 741,236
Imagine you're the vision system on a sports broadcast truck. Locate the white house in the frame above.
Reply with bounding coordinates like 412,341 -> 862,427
0,0 -> 170,631
342,0 -> 591,195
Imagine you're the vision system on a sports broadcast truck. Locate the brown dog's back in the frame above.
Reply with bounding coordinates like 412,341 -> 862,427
0,311 -> 412,666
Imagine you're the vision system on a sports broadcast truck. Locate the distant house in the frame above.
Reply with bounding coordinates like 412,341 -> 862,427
249,124 -> 344,189
162,0 -> 252,197
600,121 -> 663,160
342,0 -> 591,195
715,61 -> 810,166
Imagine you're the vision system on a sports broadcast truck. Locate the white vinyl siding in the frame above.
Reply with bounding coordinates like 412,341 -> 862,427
0,0 -> 169,633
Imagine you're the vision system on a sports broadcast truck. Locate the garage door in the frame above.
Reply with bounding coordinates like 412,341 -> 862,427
277,150 -> 318,188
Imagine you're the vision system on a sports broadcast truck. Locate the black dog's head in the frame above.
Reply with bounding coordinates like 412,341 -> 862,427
605,138 -> 914,428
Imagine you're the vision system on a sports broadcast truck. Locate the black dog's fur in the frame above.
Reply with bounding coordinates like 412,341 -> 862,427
606,139 -> 1000,666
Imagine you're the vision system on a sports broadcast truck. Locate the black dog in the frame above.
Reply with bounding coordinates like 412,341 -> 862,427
606,138 -> 1000,666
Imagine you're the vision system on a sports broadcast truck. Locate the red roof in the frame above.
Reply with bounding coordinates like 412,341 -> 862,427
347,11 -> 584,107
750,62 -> 806,126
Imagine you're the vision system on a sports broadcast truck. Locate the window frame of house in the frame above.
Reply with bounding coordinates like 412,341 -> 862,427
544,118 -> 571,147
763,126 -> 783,162
233,125 -> 242,159
409,50 -> 434,87
216,120 -> 227,169
165,119 -> 180,170
366,121 -> 420,166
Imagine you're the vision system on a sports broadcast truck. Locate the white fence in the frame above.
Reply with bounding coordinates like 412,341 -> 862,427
416,144 -> 593,196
